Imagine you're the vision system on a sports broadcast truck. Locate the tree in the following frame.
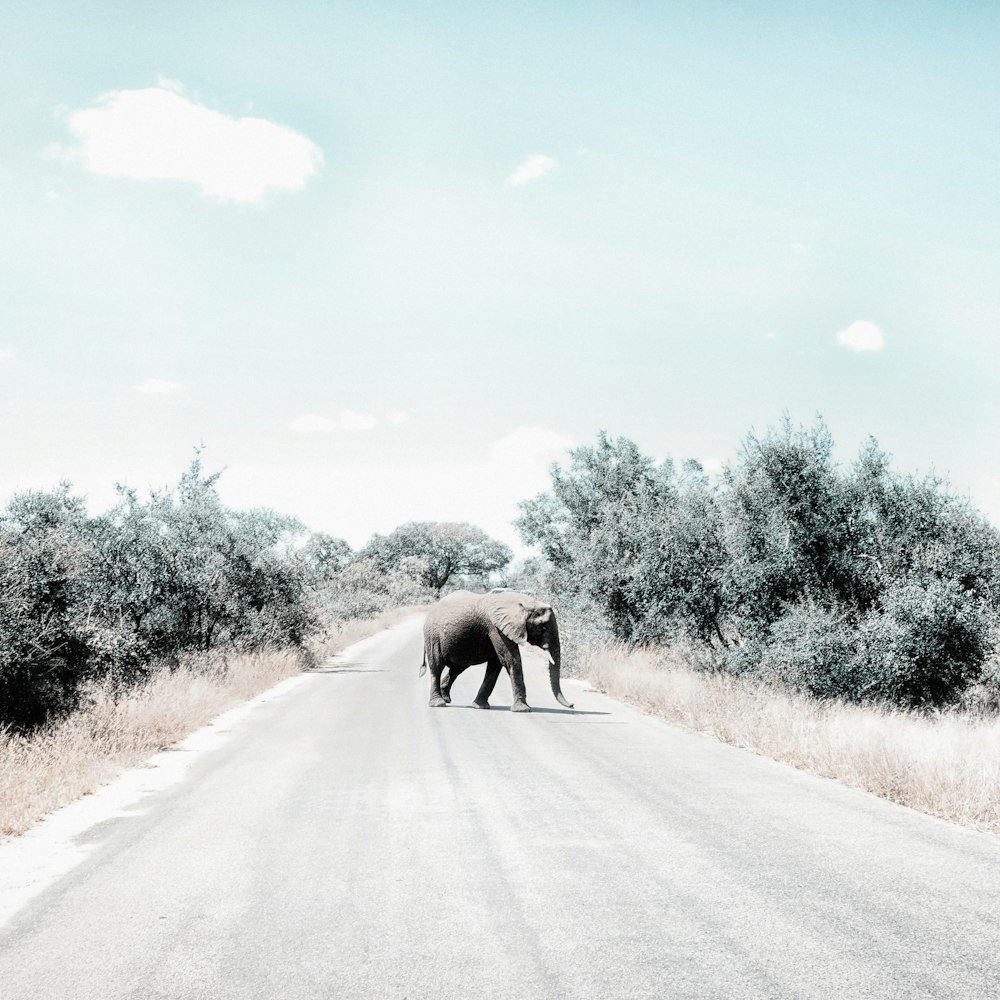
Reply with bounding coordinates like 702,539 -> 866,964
719,417 -> 853,636
88,459 -> 315,655
516,419 -> 1000,708
0,485 -> 95,728
357,522 -> 512,594
298,533 -> 353,587
516,434 -> 726,643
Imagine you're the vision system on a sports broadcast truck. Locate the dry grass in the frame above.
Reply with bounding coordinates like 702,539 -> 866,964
0,611 -> 417,839
0,649 -> 304,838
583,642 -> 1000,834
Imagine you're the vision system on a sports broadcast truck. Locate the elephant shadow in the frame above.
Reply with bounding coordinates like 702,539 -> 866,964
313,663 -> 386,674
456,704 -> 611,716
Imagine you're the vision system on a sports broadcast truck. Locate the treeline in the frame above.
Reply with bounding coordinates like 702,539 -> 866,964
517,418 -> 1000,710
0,459 -> 511,731
8,417 -> 997,729
320,521 -> 511,621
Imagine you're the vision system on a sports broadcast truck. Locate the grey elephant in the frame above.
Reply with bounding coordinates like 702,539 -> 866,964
419,590 -> 574,712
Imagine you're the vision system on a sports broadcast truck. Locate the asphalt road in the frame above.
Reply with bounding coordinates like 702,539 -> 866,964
2,616 -> 1000,999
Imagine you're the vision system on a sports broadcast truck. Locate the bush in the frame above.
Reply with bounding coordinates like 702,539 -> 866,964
517,418 -> 1000,709
0,461 -> 319,731
313,557 -> 435,623
0,486 -> 95,728
855,579 -> 990,708
755,605 -> 860,700
517,434 -> 727,646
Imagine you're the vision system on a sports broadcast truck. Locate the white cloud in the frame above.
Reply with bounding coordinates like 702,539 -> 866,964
288,410 -> 378,434
385,409 -> 410,425
61,83 -> 323,203
0,345 -> 14,362
835,320 -> 885,352
507,154 -> 557,186
789,242 -> 808,255
136,378 -> 182,395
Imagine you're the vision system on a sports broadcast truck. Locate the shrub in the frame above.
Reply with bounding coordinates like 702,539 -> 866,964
756,604 -> 860,700
517,418 -> 1000,709
0,486 -> 95,728
517,434 -> 728,645
0,461 -> 319,730
855,579 -> 990,708
314,557 -> 435,623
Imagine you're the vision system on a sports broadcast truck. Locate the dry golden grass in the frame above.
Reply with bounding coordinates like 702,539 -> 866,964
0,611 -> 418,839
0,649 -> 305,838
583,642 -> 1000,834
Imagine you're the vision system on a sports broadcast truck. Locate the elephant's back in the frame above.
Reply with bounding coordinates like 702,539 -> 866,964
425,598 -> 494,665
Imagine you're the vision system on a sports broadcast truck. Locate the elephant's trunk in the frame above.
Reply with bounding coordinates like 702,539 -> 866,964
545,618 -> 574,710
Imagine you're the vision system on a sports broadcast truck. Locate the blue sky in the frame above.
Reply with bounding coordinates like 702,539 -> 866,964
2,2 -> 998,550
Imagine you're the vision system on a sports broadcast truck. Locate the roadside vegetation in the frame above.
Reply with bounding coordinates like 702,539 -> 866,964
0,456 -> 507,836
513,416 -> 1000,833
582,643 -> 1000,833
6,416 -> 1000,838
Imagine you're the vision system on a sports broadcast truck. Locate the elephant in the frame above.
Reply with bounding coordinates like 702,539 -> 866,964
418,590 -> 574,712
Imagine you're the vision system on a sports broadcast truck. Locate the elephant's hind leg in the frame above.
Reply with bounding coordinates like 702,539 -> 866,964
426,637 -> 448,708
442,662 -> 472,704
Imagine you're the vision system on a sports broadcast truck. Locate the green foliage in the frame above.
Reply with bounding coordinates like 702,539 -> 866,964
297,532 -> 353,587
357,521 -> 512,594
517,434 -> 727,645
855,579 -> 990,708
0,486 -> 95,727
87,459 -> 314,660
518,419 -> 1000,710
0,460 -> 318,730
314,557 -> 435,623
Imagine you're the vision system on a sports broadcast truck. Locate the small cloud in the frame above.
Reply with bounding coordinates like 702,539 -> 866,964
59,83 -> 323,203
385,409 -> 410,425
136,378 -> 182,395
507,154 -> 557,187
0,345 -> 14,362
789,242 -> 808,255
700,457 -> 723,476
288,414 -> 338,434
835,320 -> 885,353
339,410 -> 378,432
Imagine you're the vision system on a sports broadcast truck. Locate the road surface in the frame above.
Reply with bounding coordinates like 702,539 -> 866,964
2,616 -> 999,998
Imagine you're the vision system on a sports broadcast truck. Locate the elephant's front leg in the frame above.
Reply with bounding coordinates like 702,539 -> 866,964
506,651 -> 530,712
493,638 -> 530,712
473,657 -> 502,709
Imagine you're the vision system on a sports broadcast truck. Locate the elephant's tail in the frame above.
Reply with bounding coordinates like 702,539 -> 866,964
419,655 -> 427,677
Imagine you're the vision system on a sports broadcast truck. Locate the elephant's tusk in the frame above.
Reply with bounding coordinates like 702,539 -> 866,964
526,643 -> 555,665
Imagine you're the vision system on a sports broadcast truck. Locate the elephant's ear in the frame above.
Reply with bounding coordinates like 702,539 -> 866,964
485,592 -> 529,644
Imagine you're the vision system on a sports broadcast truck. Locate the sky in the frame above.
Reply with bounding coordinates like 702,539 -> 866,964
2,2 -> 998,553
